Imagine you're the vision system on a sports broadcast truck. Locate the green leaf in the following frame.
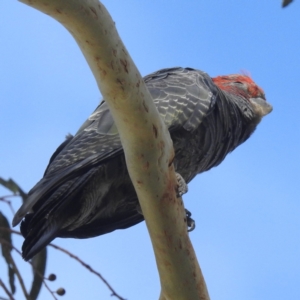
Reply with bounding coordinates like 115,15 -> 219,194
282,0 -> 293,7
0,177 -> 28,203
29,248 -> 47,300
0,211 -> 16,294
8,265 -> 16,294
0,211 -> 12,246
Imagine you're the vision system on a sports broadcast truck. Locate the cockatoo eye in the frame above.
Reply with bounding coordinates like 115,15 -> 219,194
235,81 -> 248,91
235,81 -> 247,89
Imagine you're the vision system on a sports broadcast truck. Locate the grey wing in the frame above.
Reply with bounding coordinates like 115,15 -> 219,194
41,67 -> 216,176
43,67 -> 217,187
145,67 -> 217,131
13,101 -> 122,226
45,102 -> 121,175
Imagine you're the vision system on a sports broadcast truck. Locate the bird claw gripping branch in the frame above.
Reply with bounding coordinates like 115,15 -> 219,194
185,209 -> 196,232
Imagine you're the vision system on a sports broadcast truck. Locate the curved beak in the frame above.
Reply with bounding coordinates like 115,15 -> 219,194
250,97 -> 273,117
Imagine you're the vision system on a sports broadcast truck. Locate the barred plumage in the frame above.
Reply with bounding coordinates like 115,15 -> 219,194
12,67 -> 272,260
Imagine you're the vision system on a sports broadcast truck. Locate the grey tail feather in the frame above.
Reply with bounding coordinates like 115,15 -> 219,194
21,214 -> 61,261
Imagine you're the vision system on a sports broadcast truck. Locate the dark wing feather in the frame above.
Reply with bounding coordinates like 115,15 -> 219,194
44,133 -> 74,175
145,67 -> 216,131
12,102 -> 122,226
13,67 -> 216,227
21,168 -> 97,259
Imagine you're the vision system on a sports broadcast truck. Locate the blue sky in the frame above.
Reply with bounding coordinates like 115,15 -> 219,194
1,1 -> 299,299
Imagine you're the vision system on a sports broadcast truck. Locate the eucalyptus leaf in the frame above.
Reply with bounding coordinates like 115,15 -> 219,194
0,177 -> 28,203
0,211 -> 15,294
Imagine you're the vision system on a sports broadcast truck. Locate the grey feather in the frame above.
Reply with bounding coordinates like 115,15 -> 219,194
12,67 -> 271,260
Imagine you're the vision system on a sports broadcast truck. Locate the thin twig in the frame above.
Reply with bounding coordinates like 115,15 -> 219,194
0,195 -> 17,199
0,238 -> 22,256
0,238 -> 21,256
0,238 -> 57,300
7,255 -> 29,299
1,228 -> 124,299
27,262 -> 58,299
0,278 -> 15,300
28,271 -> 57,300
0,197 -> 15,215
0,228 -> 21,236
0,238 -> 29,299
49,243 -> 126,300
